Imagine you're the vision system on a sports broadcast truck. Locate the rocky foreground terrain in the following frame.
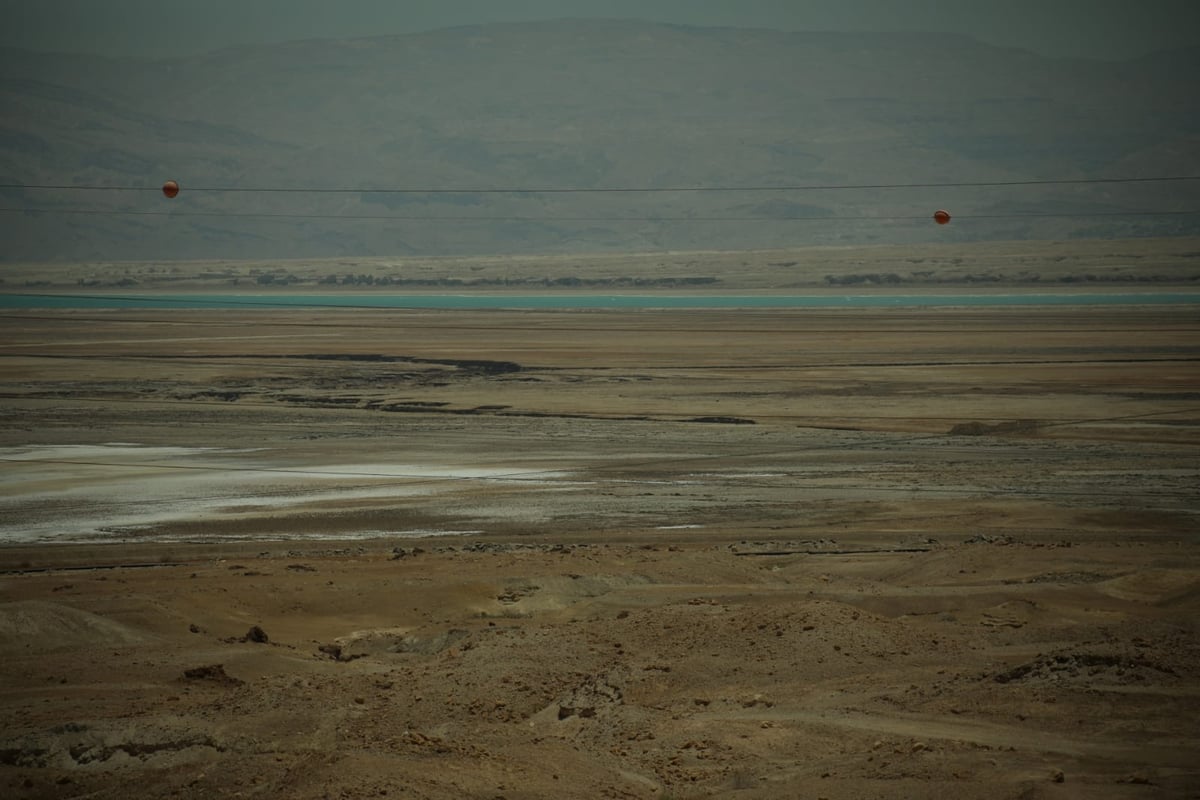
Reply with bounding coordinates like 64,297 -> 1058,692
1,532 -> 1198,799
1,244 -> 1198,797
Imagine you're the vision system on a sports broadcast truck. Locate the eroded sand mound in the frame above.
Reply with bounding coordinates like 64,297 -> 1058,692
0,719 -> 225,771
0,601 -> 146,653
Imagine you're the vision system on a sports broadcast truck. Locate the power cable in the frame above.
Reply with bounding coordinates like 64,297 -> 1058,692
4,175 -> 1200,194
3,206 -> 1198,222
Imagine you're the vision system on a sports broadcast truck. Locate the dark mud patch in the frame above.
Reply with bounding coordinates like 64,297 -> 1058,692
949,419 -> 1040,436
182,664 -> 243,686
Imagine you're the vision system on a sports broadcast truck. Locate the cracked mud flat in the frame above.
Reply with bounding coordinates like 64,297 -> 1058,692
1,301 -> 1199,798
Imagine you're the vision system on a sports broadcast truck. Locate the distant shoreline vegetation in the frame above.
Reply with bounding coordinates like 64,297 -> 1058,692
821,271 -> 1200,286
32,274 -> 724,290
4,293 -> 1200,310
10,272 -> 1199,291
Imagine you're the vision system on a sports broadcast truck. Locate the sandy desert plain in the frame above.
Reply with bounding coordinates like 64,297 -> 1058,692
1,237 -> 1199,799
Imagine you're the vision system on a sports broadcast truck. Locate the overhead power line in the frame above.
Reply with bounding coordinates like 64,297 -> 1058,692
3,206 -> 1197,223
2,175 -> 1200,195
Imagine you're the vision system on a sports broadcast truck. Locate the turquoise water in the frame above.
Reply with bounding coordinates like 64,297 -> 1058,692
3,292 -> 1200,310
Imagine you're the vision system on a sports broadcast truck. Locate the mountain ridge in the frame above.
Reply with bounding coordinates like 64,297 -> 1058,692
2,19 -> 1198,261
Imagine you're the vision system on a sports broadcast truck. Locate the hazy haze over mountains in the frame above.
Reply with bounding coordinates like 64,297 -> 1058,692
2,19 -> 1198,262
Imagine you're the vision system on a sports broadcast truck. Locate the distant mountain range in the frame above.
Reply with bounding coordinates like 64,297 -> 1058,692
2,19 -> 1198,262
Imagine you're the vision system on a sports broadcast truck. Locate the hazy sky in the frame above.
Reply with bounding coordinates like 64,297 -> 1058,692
2,0 -> 1199,61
